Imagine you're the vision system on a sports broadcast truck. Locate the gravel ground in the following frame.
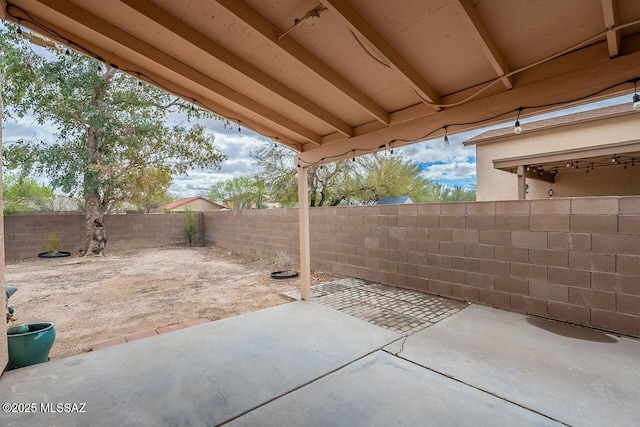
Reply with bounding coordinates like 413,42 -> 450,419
5,247 -> 341,359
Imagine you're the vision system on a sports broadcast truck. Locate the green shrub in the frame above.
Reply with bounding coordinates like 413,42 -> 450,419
183,209 -> 199,247
44,233 -> 61,253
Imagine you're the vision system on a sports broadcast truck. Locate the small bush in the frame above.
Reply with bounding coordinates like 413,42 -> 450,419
275,251 -> 293,271
44,233 -> 61,253
183,208 -> 199,247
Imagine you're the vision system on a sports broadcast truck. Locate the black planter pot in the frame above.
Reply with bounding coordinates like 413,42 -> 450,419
38,251 -> 71,259
270,270 -> 299,280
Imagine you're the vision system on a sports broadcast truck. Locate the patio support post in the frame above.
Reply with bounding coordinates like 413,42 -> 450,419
0,69 -> 8,373
517,165 -> 526,200
297,161 -> 311,300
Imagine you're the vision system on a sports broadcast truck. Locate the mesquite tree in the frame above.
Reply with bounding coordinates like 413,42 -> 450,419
1,26 -> 226,255
250,142 -> 473,206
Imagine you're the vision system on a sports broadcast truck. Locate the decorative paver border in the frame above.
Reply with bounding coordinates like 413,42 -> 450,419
92,318 -> 210,351
283,278 -> 467,335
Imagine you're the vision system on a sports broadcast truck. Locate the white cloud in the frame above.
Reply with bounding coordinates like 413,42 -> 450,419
167,123 -> 265,197
3,114 -> 58,143
421,162 -> 476,181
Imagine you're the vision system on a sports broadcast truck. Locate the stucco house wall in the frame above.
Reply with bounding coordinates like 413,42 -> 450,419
159,196 -> 225,213
169,198 -> 221,212
471,107 -> 640,201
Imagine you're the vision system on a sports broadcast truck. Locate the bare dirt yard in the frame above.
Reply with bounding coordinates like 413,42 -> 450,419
5,247 -> 341,360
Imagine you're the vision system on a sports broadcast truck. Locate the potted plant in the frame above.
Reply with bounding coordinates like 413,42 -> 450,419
38,233 -> 71,258
5,286 -> 56,371
270,250 -> 299,280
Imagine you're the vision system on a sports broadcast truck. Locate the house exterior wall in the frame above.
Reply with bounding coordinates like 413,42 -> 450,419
475,114 -> 640,201
169,199 -> 221,212
204,197 -> 640,338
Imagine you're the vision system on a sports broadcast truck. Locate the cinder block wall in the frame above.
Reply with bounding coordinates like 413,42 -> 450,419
3,213 -> 202,261
204,197 -> 640,337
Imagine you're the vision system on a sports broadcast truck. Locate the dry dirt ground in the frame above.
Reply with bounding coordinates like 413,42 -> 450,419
5,247 -> 341,360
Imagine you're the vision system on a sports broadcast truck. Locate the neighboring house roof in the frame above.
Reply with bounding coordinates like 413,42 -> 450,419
161,196 -> 201,211
160,196 -> 226,211
376,196 -> 413,205
464,104 -> 636,146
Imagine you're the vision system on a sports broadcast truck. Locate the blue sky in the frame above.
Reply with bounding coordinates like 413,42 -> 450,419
403,94 -> 630,189
3,92 -> 631,198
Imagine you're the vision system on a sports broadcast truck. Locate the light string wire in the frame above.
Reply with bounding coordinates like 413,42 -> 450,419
297,77 -> 640,167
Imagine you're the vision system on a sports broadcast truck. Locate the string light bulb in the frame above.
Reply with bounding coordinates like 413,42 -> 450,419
443,127 -> 449,147
514,108 -> 522,134
633,81 -> 640,111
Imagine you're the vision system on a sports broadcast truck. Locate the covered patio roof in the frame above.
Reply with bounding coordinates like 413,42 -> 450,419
2,0 -> 640,165
2,0 -> 640,297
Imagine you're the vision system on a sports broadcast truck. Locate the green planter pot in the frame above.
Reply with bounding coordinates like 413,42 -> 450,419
7,322 -> 56,371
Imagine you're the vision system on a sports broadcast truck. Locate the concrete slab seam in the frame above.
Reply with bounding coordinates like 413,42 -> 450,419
382,350 -> 571,427
216,343 -> 400,426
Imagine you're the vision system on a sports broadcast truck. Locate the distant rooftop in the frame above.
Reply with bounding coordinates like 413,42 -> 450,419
160,196 -> 202,211
376,196 -> 413,205
160,196 -> 226,211
465,103 -> 637,146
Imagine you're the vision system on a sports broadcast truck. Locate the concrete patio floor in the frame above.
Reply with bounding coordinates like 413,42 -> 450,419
1,300 -> 639,426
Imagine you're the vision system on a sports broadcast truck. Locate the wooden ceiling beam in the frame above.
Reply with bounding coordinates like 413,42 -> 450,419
321,0 -> 441,109
213,0 -> 389,125
2,5 -> 304,151
297,45 -> 640,164
33,0 -> 321,145
0,0 -> 8,19
602,0 -> 621,58
451,0 -> 513,90
121,0 -> 353,138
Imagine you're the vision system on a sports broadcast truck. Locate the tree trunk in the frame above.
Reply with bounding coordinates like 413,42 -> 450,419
83,188 -> 106,256
83,121 -> 107,256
